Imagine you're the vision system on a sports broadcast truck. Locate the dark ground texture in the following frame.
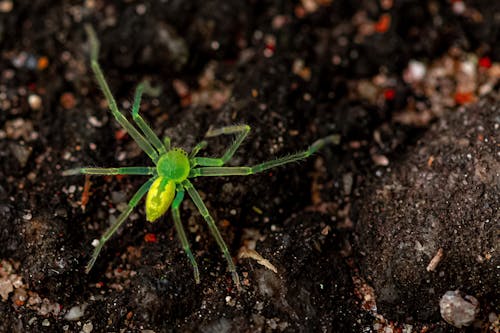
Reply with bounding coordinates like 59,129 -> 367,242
0,1 -> 498,332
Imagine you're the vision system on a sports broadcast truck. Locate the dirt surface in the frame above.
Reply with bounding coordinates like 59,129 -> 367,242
355,96 -> 499,327
0,1 -> 499,332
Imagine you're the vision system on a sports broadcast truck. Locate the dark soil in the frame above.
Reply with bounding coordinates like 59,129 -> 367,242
354,96 -> 499,327
0,1 -> 498,332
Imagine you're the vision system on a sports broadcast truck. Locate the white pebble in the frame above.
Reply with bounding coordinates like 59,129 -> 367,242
82,322 -> 93,333
440,290 -> 479,328
406,60 -> 426,83
28,94 -> 42,110
64,304 -> 87,321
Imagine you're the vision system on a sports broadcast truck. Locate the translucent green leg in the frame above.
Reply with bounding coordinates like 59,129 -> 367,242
84,24 -> 159,162
182,179 -> 240,289
131,83 -> 167,155
62,166 -> 156,176
171,188 -> 200,283
86,177 -> 156,273
189,140 -> 207,159
192,125 -> 250,167
190,134 -> 340,177
163,137 -> 171,151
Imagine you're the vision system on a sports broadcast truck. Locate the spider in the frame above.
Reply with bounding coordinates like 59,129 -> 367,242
63,25 -> 339,287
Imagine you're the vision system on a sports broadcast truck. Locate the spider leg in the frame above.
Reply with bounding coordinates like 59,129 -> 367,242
189,140 -> 207,159
191,125 -> 250,167
84,24 -> 159,162
131,83 -> 167,154
190,134 -> 340,177
62,166 -> 156,176
86,177 -> 156,273
182,179 -> 241,289
163,137 -> 171,151
171,188 -> 200,283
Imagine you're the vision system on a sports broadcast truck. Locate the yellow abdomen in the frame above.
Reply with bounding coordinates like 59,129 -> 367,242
145,177 -> 175,222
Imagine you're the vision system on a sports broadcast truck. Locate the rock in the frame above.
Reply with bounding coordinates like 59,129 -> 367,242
355,96 -> 499,322
439,290 -> 479,328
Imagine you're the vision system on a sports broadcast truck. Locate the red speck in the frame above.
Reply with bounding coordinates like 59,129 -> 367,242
115,174 -> 126,181
28,83 -> 37,91
115,129 -> 128,141
265,43 -> 275,52
96,281 -> 104,288
454,91 -> 474,105
478,56 -> 492,69
375,14 -> 391,33
144,233 -> 157,243
384,88 -> 396,101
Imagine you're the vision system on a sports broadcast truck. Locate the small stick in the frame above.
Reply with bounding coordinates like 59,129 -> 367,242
81,175 -> 92,211
426,248 -> 444,272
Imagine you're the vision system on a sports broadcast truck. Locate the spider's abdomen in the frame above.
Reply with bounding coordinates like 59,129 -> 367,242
156,148 -> 190,182
146,177 -> 175,222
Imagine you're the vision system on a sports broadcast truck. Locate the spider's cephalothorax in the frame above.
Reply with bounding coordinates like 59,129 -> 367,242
63,25 -> 339,289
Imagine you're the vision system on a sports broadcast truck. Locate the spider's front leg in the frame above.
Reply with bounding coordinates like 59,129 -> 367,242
84,24 -> 160,162
189,134 -> 340,177
182,179 -> 241,289
130,82 -> 167,155
190,125 -> 250,167
62,166 -> 156,176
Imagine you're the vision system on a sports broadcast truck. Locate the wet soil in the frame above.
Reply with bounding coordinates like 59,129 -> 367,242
0,1 -> 498,332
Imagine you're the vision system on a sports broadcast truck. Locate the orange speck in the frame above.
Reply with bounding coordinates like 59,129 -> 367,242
115,174 -> 126,181
477,133 -> 484,142
180,95 -> 192,108
454,91 -> 474,105
427,155 -> 434,167
220,219 -> 230,228
294,5 -> 306,18
126,311 -> 134,320
375,14 -> 391,33
144,233 -> 157,243
114,129 -> 128,141
251,89 -> 258,98
95,281 -> 104,288
14,300 -> 24,307
478,56 -> 492,69
37,56 -> 49,70
81,175 -> 92,209
60,92 -> 77,109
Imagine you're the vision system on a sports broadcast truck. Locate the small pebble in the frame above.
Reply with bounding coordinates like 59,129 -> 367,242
82,322 -> 93,333
0,0 -> 13,13
405,60 -> 426,83
42,319 -> 50,327
28,94 -> 42,110
64,304 -> 87,321
60,92 -> 77,109
440,290 -> 479,328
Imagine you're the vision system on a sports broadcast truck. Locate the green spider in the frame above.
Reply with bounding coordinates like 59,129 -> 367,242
63,25 -> 338,287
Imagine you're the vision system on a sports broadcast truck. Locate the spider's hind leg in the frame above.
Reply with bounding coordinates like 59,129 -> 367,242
171,188 -> 200,283
85,177 -> 156,273
182,180 -> 241,289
